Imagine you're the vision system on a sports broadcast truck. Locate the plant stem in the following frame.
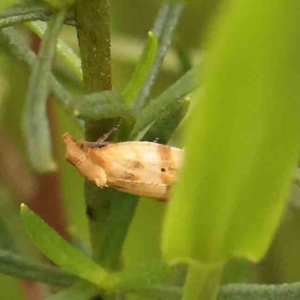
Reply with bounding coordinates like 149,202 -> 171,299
75,0 -> 111,94
182,263 -> 222,300
75,0 -> 116,259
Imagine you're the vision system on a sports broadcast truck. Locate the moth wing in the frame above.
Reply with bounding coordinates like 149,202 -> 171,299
112,179 -> 169,200
88,142 -> 183,199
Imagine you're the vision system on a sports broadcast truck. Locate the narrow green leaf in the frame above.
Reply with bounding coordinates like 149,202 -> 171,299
72,90 -> 124,107
0,12 -> 48,29
173,39 -> 192,73
0,2 -> 76,29
47,282 -> 99,300
131,68 -> 198,140
0,249 -> 78,285
131,1 -> 183,111
0,2 -> 48,18
113,261 -> 173,292
123,31 -> 157,104
162,0 -> 300,265
41,0 -> 74,9
133,282 -> 300,300
23,9 -> 67,172
27,21 -> 83,80
20,204 -> 110,288
218,283 -> 300,300
0,27 -> 82,128
72,90 -> 135,122
96,190 -> 139,270
142,96 -> 189,143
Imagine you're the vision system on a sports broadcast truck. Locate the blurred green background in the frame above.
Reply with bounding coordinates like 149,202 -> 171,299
1,0 -> 300,299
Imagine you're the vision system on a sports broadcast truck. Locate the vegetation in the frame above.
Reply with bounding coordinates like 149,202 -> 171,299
0,0 -> 300,299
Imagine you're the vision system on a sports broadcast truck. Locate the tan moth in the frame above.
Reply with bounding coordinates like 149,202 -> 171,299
62,130 -> 183,201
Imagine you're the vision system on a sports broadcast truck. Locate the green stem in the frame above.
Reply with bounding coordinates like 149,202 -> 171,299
75,0 -> 116,262
75,0 -> 111,94
182,263 -> 222,300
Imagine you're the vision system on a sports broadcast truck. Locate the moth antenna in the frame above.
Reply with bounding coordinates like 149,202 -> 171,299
97,118 -> 122,143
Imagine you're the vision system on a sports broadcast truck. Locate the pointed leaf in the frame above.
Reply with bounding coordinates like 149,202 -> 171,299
27,21 -> 82,80
23,9 -> 67,172
72,90 -> 135,122
47,282 -> 99,300
131,69 -> 198,140
20,204 -> 110,288
0,249 -> 78,285
131,2 -> 183,111
162,0 -> 300,265
124,31 -> 157,104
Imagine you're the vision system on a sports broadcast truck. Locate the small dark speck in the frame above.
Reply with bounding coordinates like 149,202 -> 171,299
161,168 -> 166,172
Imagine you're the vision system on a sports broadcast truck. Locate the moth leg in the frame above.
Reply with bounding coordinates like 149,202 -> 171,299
77,140 -> 110,151
76,119 -> 122,150
97,119 -> 122,143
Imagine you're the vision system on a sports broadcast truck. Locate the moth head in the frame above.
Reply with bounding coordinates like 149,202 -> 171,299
62,133 -> 85,166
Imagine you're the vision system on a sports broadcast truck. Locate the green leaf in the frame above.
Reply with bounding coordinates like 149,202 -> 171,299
95,190 -> 139,270
23,8 -> 68,172
132,282 -> 300,300
0,249 -> 78,285
27,21 -> 83,80
0,2 -> 49,29
0,3 -> 76,29
130,1 -> 183,111
72,89 -> 123,107
131,68 -> 198,140
123,31 -> 157,104
0,27 -> 82,128
113,261 -> 173,292
46,282 -> 99,300
72,90 -> 136,122
41,0 -> 74,9
20,204 -> 110,288
162,0 -> 300,266
218,283 -> 300,300
0,2 -> 48,17
142,96 -> 189,143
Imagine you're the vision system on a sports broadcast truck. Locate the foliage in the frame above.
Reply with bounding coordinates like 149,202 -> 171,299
0,0 -> 300,300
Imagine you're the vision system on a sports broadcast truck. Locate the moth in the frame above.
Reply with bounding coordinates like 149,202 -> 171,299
62,130 -> 183,201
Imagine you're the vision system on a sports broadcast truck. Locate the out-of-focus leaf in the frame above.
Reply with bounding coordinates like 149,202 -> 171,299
0,10 -> 48,29
218,283 -> 300,300
0,2 -> 76,28
124,31 -> 157,104
113,261 -> 173,292
142,96 -> 189,144
27,21 -> 82,80
42,0 -> 74,9
131,1 -> 183,111
72,90 -> 135,122
131,68 -> 197,140
47,282 -> 99,300
20,204 -> 110,288
132,282 -> 300,300
0,27 -> 82,128
0,249 -> 78,285
23,9 -> 67,172
162,0 -> 300,265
